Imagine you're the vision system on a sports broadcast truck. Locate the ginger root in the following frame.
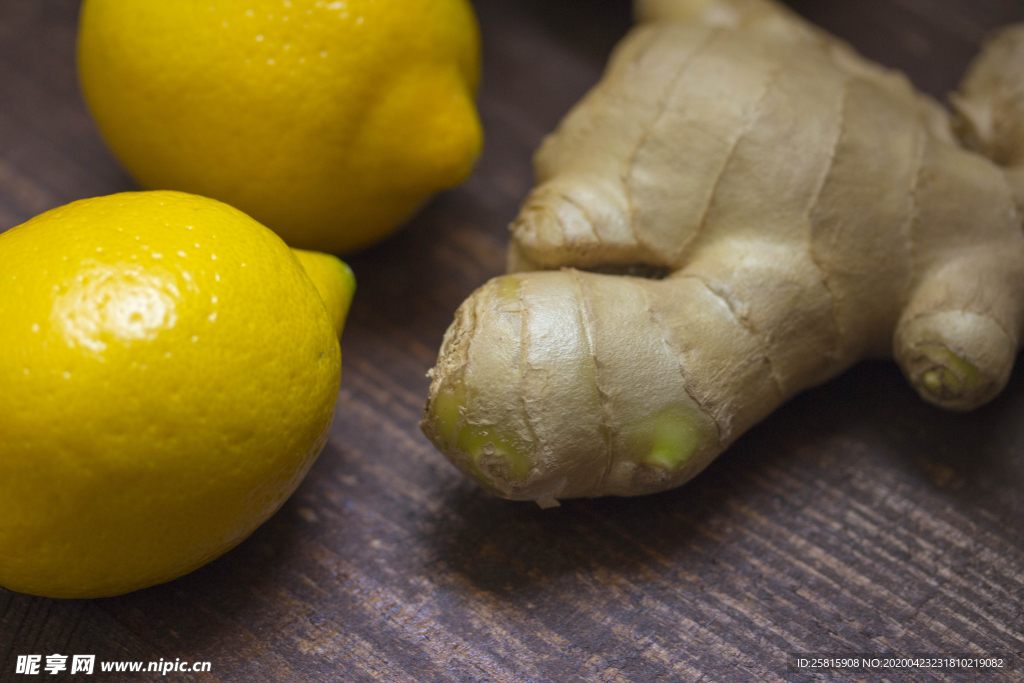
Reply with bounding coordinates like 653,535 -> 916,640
421,0 -> 1024,504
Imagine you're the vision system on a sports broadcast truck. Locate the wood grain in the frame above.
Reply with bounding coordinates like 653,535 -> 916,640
2,1 -> 1024,681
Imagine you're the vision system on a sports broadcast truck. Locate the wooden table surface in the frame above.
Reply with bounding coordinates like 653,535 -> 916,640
2,1 -> 1024,681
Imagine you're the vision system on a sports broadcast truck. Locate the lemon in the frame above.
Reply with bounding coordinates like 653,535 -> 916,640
293,248 -> 357,338
77,0 -> 483,254
0,191 -> 354,598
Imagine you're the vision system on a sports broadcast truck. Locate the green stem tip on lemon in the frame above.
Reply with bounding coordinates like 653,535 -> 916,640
293,249 -> 356,339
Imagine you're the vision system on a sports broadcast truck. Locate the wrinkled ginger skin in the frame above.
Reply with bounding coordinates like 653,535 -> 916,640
422,0 -> 1024,504
952,23 -> 1024,211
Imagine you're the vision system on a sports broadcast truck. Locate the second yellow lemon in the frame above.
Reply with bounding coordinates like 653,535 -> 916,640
78,0 -> 483,253
0,191 -> 353,598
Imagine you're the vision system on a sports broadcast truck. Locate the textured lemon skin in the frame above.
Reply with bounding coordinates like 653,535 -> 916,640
78,0 -> 483,253
0,191 -> 342,598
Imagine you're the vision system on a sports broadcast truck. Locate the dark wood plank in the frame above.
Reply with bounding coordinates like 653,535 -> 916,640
2,1 -> 1024,681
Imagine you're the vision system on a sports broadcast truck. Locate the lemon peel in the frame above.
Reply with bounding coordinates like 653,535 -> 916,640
0,190 -> 352,598
78,0 -> 483,253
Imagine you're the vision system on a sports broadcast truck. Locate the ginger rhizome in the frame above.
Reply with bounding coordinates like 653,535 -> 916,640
422,0 -> 1024,505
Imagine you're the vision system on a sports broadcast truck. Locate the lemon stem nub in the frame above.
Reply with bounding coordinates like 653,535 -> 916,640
293,249 -> 356,338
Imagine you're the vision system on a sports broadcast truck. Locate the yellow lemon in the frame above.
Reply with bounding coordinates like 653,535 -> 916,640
78,0 -> 483,253
0,191 -> 355,598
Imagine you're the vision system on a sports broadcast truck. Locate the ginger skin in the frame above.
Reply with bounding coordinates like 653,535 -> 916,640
422,0 -> 1024,505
